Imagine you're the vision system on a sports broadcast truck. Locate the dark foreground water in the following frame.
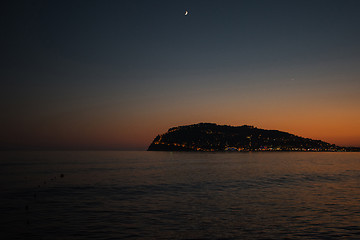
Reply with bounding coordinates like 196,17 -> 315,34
1,151 -> 360,239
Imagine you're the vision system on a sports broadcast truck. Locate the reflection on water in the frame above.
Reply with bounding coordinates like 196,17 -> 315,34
1,151 -> 360,239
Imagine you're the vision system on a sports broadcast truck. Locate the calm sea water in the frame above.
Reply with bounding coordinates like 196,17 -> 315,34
1,151 -> 360,239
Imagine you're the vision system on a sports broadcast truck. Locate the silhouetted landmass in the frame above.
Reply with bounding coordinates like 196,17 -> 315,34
148,123 -> 358,152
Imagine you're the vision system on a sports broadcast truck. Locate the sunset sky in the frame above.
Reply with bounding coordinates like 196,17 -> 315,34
1,0 -> 360,150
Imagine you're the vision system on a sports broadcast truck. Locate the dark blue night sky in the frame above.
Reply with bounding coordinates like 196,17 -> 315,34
1,0 -> 360,149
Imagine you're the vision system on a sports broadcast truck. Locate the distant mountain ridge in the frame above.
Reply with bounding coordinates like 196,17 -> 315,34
147,123 -> 346,152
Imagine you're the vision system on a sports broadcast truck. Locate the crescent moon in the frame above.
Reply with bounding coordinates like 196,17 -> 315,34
185,11 -> 188,16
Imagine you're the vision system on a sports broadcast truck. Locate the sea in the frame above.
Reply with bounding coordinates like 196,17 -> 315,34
1,151 -> 360,239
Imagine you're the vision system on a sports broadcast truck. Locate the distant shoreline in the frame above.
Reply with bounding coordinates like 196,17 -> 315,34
148,123 -> 360,152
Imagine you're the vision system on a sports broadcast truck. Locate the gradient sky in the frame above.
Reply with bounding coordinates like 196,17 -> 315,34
1,0 -> 360,150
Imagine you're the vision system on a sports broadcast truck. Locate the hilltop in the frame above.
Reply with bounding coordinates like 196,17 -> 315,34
147,123 -> 343,152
